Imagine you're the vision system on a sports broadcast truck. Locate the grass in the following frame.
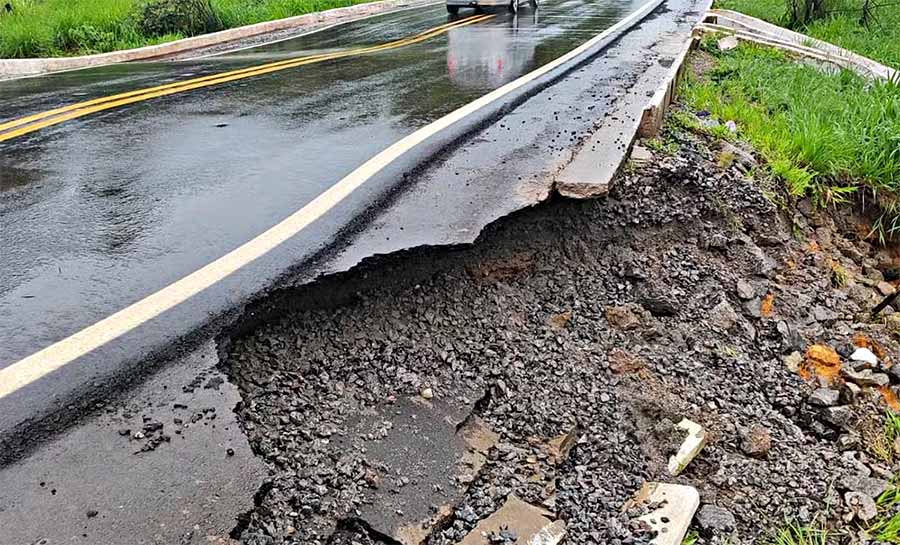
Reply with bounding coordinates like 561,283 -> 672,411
680,42 -> 900,239
681,530 -> 699,545
868,479 -> 900,542
767,522 -> 829,545
0,0 -> 375,58
714,0 -> 900,69
645,136 -> 680,156
871,409 -> 900,462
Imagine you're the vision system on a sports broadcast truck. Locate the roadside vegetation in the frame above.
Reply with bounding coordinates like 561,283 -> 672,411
716,0 -> 900,69
680,41 -> 900,237
0,0 -> 375,58
681,0 -> 900,240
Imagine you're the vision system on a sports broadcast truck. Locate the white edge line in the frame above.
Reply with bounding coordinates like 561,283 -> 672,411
0,0 -> 664,399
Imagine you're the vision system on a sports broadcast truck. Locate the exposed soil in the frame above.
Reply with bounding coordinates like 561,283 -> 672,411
221,111 -> 900,545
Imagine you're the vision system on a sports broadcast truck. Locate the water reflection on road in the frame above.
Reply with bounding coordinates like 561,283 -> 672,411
447,11 -> 540,89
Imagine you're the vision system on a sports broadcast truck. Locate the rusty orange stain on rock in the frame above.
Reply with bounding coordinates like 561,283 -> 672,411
802,344 -> 842,383
853,332 -> 888,361
547,310 -> 572,330
880,386 -> 900,412
760,293 -> 775,317
853,332 -> 873,348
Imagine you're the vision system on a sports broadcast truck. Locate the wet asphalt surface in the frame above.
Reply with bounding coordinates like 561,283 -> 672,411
0,0 -> 646,437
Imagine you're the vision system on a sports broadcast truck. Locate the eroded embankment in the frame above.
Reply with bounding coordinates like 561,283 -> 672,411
219,122 -> 900,545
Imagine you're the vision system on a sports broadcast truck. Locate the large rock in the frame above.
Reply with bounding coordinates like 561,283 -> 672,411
709,301 -> 739,331
841,366 -> 890,387
605,305 -> 642,330
850,347 -> 879,367
844,492 -> 877,523
138,0 -> 223,38
839,473 -> 889,499
736,279 -> 755,300
822,406 -> 854,428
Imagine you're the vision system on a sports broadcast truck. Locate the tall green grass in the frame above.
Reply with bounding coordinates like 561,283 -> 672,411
681,43 -> 900,238
716,0 -> 900,69
0,0 -> 148,57
213,0 -> 374,28
0,0 -> 375,58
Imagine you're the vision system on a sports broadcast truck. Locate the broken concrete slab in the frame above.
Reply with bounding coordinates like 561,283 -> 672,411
631,482 -> 700,545
338,396 -> 498,545
630,144 -> 654,166
555,22 -> 705,199
667,419 -> 707,476
717,34 -> 739,51
456,495 -> 565,545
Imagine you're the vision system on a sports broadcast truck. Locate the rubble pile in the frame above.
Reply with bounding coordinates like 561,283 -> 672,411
223,116 -> 900,544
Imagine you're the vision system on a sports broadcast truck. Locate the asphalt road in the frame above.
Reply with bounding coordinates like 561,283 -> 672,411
0,0 -> 646,437
0,0 -> 711,541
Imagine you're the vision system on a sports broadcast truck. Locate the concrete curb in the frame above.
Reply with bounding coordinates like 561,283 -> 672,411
0,0 -> 438,79
637,35 -> 697,138
555,0 -> 711,199
703,9 -> 896,81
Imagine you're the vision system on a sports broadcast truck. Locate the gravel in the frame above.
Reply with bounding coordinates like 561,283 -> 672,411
221,122 -> 900,544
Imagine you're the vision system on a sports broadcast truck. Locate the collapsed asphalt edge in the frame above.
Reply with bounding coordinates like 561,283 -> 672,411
0,0 -> 665,465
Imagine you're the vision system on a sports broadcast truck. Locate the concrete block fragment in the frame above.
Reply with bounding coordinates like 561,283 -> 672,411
456,495 -> 565,545
632,482 -> 700,545
667,419 -> 707,476
630,144 -> 654,166
718,35 -> 739,51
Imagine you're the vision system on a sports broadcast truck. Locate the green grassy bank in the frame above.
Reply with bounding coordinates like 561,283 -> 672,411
681,41 -> 900,237
716,0 -> 900,69
0,0 -> 376,59
677,0 -> 900,239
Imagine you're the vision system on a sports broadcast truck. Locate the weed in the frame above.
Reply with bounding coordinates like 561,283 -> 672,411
866,410 -> 900,463
645,137 -> 679,155
871,512 -> 900,543
682,530 -> 699,545
830,262 -> 850,287
868,479 -> 900,543
767,522 -> 829,545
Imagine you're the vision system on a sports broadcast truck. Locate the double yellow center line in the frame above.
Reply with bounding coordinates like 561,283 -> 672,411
0,14 -> 494,144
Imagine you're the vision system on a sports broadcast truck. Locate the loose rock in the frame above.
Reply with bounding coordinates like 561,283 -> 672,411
696,504 -> 736,533
808,388 -> 840,407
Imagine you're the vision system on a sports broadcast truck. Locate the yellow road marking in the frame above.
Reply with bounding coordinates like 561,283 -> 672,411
0,14 -> 493,143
